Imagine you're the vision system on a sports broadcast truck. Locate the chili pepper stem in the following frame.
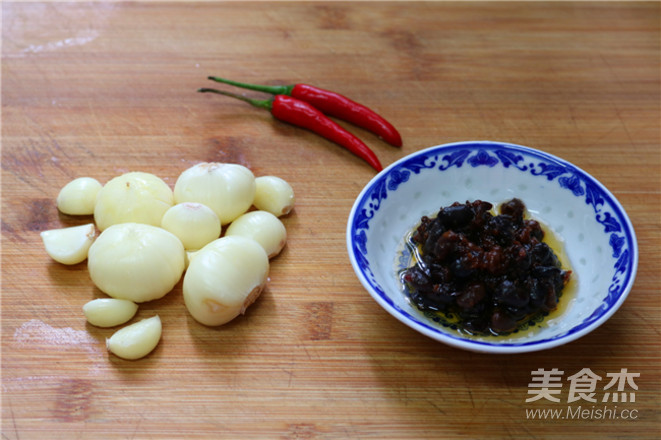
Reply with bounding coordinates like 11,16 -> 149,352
207,76 -> 294,96
197,87 -> 272,110
199,87 -> 383,172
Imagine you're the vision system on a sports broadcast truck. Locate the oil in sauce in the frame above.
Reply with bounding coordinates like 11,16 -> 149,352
395,204 -> 577,340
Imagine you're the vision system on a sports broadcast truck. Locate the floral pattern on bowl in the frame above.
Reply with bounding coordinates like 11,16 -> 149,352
347,141 -> 638,354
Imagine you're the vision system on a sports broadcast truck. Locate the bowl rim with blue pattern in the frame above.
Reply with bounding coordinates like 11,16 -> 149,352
346,140 -> 638,354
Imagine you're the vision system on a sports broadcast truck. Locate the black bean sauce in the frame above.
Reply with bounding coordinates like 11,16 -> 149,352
400,199 -> 571,336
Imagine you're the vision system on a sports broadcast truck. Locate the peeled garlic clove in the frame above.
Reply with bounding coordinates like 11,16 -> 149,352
106,315 -> 162,360
56,177 -> 102,215
40,223 -> 96,265
83,298 -> 138,328
225,210 -> 287,258
94,171 -> 174,231
253,176 -> 295,217
160,202 -> 221,250
183,236 -> 269,326
185,250 -> 199,270
173,162 -> 255,225
88,223 -> 185,303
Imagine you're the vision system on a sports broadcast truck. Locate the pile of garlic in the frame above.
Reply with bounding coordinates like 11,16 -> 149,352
41,162 -> 295,360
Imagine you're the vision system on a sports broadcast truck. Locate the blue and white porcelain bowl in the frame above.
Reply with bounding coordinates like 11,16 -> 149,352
346,141 -> 638,354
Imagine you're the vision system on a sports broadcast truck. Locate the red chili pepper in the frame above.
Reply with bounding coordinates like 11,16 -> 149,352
207,76 -> 402,147
198,88 -> 383,172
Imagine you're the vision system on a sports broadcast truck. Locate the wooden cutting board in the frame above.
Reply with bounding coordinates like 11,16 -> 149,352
2,2 -> 659,439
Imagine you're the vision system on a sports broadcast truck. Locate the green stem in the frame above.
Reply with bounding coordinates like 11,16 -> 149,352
197,88 -> 272,110
207,76 -> 294,96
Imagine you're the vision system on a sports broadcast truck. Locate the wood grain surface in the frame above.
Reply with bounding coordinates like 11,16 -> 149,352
2,2 -> 660,439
